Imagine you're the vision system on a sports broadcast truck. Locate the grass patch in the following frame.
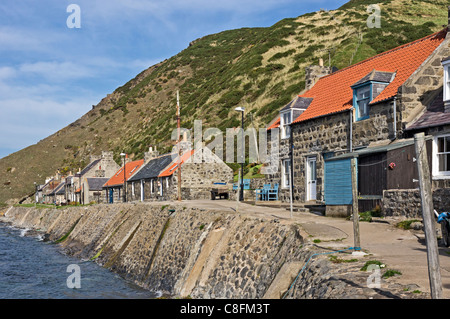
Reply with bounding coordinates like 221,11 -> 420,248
360,260 -> 384,271
357,205 -> 382,222
396,219 -> 421,230
329,255 -> 358,264
54,217 -> 82,244
382,269 -> 402,278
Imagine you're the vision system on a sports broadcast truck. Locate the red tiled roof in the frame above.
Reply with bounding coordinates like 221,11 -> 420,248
268,29 -> 447,129
158,150 -> 195,177
103,159 -> 144,187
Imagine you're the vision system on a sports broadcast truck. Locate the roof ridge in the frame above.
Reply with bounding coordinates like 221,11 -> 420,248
313,28 -> 446,83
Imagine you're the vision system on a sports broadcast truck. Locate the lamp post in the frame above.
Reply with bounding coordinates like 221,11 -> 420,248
120,152 -> 127,202
235,106 -> 245,201
34,182 -> 37,207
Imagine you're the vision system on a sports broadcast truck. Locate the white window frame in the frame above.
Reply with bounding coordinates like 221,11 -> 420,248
442,60 -> 450,103
282,159 -> 291,188
280,110 -> 292,139
433,134 -> 450,179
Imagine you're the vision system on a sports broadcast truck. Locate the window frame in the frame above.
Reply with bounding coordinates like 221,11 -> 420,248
442,60 -> 450,102
353,83 -> 372,121
281,158 -> 291,188
280,109 -> 292,139
433,134 -> 450,179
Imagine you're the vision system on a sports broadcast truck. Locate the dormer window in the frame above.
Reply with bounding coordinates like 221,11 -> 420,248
279,96 -> 313,139
280,110 -> 292,139
355,84 -> 371,121
351,69 -> 395,122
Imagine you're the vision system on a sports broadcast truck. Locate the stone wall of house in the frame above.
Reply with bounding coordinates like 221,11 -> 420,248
264,132 -> 291,202
398,35 -> 450,132
268,97 -> 395,204
382,188 -> 450,218
352,100 -> 395,149
290,111 -> 351,203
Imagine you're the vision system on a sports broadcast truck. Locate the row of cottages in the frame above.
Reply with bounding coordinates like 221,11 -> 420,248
64,151 -> 120,204
265,12 -> 450,218
103,143 -> 233,203
36,151 -> 120,205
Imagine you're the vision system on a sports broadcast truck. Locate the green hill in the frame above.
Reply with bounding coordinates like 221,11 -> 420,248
0,0 -> 448,203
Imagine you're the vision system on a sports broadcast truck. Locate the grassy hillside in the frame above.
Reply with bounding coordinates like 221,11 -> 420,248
0,0 -> 448,203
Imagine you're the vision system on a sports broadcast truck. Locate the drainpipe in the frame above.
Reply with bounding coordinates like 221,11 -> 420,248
393,97 -> 397,140
349,108 -> 353,152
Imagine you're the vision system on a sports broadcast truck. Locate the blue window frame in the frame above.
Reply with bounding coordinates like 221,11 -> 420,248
353,83 -> 372,121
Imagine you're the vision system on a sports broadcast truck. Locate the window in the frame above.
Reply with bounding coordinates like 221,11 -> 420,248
282,159 -> 291,188
434,135 -> 450,178
280,111 -> 292,139
354,85 -> 371,121
442,59 -> 450,102
445,65 -> 450,101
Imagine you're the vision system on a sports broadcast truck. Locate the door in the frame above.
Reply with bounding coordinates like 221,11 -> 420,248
109,188 -> 114,204
307,157 -> 317,201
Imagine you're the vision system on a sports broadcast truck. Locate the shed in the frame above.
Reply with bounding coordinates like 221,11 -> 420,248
324,137 -> 432,213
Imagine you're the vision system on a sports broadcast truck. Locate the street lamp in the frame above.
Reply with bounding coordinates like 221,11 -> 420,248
235,106 -> 245,201
120,152 -> 127,202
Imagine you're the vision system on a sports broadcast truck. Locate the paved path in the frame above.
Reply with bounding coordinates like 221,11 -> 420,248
162,199 -> 450,298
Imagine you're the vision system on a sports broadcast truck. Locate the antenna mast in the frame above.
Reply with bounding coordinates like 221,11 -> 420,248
177,90 -> 182,201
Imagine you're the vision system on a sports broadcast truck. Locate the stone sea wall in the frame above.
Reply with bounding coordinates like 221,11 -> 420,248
2,203 -> 308,298
1,203 -> 427,299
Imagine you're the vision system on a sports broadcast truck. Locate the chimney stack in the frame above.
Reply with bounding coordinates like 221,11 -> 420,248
144,146 -> 159,163
319,58 -> 324,67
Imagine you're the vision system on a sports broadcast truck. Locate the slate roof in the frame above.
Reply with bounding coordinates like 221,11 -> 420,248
280,96 -> 313,112
128,154 -> 174,182
75,159 -> 101,177
326,138 -> 421,161
351,69 -> 396,87
87,178 -> 109,191
268,28 -> 447,129
49,182 -> 65,196
103,159 -> 145,187
406,89 -> 450,131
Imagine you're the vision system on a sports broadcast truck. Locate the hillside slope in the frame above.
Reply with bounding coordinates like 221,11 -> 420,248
0,0 -> 447,203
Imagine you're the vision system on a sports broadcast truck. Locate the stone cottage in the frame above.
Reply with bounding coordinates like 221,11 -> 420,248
103,158 -> 145,204
266,14 -> 450,217
47,181 -> 66,205
65,151 -> 120,204
126,144 -> 233,202
126,147 -> 174,202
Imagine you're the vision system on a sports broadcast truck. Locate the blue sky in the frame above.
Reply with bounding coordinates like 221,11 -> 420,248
0,0 -> 348,159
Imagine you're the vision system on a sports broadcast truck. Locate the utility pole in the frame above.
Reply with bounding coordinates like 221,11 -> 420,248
177,90 -> 182,201
414,132 -> 443,299
351,157 -> 360,248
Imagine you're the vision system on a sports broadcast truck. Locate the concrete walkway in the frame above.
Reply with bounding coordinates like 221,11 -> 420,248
161,199 -> 450,298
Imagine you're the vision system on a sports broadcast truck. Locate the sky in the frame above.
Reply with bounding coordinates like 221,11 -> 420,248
0,0 -> 348,159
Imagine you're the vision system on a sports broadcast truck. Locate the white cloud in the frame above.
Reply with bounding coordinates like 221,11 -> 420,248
19,61 -> 95,82
0,66 -> 16,80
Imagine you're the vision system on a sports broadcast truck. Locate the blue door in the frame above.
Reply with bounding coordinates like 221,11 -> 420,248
324,158 -> 355,205
109,188 -> 114,204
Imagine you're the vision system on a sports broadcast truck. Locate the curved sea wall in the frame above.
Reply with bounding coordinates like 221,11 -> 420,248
3,203 -> 309,298
1,203 -> 427,299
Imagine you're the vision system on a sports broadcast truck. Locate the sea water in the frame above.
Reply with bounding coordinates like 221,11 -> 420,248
0,223 -> 157,299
